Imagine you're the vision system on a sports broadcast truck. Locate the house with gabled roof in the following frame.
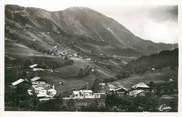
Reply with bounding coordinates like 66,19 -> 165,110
29,64 -> 38,68
30,76 -> 41,82
71,90 -> 94,99
106,83 -> 128,96
128,82 -> 150,97
64,89 -> 105,100
11,78 -> 25,86
131,82 -> 150,90
128,89 -> 146,97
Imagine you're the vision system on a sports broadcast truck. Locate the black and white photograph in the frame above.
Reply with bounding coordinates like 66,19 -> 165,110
1,0 -> 180,114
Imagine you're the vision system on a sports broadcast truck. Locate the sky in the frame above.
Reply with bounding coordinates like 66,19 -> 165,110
4,0 -> 178,44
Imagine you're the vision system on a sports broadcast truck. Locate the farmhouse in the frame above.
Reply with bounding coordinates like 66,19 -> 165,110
32,68 -> 45,71
30,76 -> 40,82
98,82 -> 107,93
128,82 -> 150,97
131,82 -> 150,90
106,83 -> 128,96
11,78 -> 25,86
29,64 -> 38,68
71,90 -> 93,99
128,89 -> 146,97
27,78 -> 57,101
64,90 -> 105,100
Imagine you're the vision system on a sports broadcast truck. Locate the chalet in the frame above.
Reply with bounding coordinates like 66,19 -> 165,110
98,83 -> 107,93
73,53 -> 78,57
32,81 -> 47,85
59,51 -> 68,56
99,83 -> 106,86
71,91 -> 82,99
128,89 -> 146,97
11,79 -> 25,86
27,79 -> 57,101
59,81 -> 64,86
30,76 -> 41,82
85,58 -> 91,61
10,79 -> 30,94
106,83 -> 128,96
169,79 -> 174,82
128,82 -> 150,97
37,89 -> 47,97
29,64 -> 38,68
131,82 -> 150,90
64,90 -> 105,100
39,98 -> 50,101
32,68 -> 45,71
47,88 -> 57,97
107,83 -> 119,91
71,90 -> 93,99
152,68 -> 156,71
27,89 -> 33,95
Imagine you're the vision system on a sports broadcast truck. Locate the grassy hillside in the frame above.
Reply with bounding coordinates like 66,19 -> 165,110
125,49 -> 178,74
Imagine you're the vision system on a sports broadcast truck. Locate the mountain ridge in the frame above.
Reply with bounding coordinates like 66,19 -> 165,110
5,5 -> 177,58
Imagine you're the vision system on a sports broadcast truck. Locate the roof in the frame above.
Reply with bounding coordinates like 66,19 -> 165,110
48,89 -> 57,96
132,82 -> 149,89
33,87 -> 44,90
11,79 -> 25,86
93,93 -> 105,95
32,68 -> 45,71
107,83 -> 128,91
29,64 -> 38,68
73,90 -> 93,95
48,89 -> 57,93
30,76 -> 40,82
114,83 -> 128,91
99,83 -> 106,86
73,91 -> 80,94
37,90 -> 48,97
32,81 -> 46,85
80,90 -> 93,93
39,98 -> 50,101
107,83 -> 118,89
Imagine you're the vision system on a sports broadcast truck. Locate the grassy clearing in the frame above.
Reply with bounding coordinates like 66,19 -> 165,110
113,70 -> 177,89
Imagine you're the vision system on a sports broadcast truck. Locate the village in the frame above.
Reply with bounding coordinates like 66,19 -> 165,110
10,66 -> 174,112
11,74 -> 152,101
10,58 -> 151,99
7,46 -> 177,112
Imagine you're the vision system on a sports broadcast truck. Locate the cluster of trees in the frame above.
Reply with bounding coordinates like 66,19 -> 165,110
153,81 -> 178,96
36,96 -> 106,111
91,79 -> 103,93
105,94 -> 159,112
78,65 -> 95,78
115,70 -> 130,80
78,101 -> 107,112
103,80 -> 178,112
5,82 -> 38,111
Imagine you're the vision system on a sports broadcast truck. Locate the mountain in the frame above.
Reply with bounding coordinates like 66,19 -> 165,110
5,5 -> 177,59
5,5 -> 178,111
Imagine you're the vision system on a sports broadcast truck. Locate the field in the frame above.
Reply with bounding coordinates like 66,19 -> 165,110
112,68 -> 178,89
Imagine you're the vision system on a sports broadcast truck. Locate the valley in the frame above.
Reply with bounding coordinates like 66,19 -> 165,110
5,5 -> 178,112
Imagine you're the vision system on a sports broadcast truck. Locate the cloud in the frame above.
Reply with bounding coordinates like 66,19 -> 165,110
141,19 -> 178,43
148,5 -> 178,22
98,5 -> 178,43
